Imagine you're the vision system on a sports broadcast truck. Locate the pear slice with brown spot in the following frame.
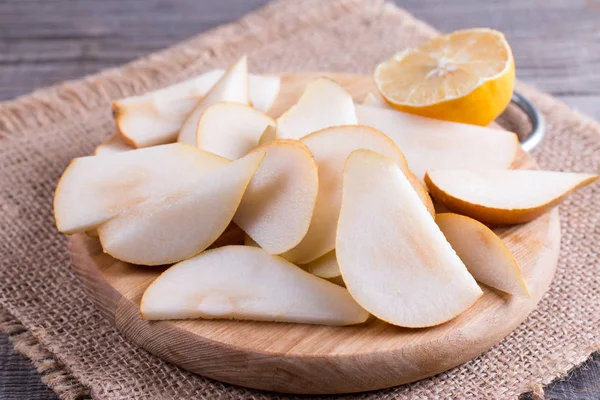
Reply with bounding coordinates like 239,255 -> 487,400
436,213 -> 529,296
281,125 -> 409,264
54,143 -> 229,235
140,245 -> 369,325
234,140 -> 318,255
336,149 -> 482,328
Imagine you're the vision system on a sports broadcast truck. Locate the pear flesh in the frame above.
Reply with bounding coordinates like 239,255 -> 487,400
54,143 -> 229,234
196,102 -> 275,160
362,92 -> 392,109
436,213 -> 530,296
281,125 -> 410,264
356,104 -> 520,181
98,150 -> 265,265
178,56 -> 250,145
425,169 -> 599,225
306,251 -> 344,287
114,68 -> 279,148
234,140 -> 319,255
276,78 -> 357,140
93,134 -> 134,156
140,246 -> 369,326
336,149 -> 483,328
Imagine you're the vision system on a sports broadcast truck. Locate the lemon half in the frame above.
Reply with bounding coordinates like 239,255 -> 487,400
374,28 -> 515,126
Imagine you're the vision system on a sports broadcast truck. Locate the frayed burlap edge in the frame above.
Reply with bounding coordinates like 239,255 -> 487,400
1,0 -> 599,398
0,307 -> 90,399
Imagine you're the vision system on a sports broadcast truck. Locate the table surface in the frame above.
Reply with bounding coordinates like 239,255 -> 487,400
1,1 -> 599,399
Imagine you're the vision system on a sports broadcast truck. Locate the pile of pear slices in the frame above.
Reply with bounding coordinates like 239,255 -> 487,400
54,56 -> 598,329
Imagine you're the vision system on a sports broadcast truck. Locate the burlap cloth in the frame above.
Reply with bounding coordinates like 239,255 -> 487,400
0,0 -> 599,398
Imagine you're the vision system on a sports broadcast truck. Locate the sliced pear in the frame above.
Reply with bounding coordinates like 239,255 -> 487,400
196,102 -> 275,160
248,74 -> 281,113
97,150 -> 265,265
276,78 -> 357,140
140,246 -> 369,325
362,92 -> 392,109
406,170 -> 435,216
306,251 -> 344,286
114,68 -> 279,148
233,140 -> 318,254
281,125 -> 409,264
113,70 -> 224,148
337,150 -> 483,328
259,124 -> 277,145
54,143 -> 229,234
436,213 -> 529,296
355,104 -> 520,181
93,134 -> 134,156
425,169 -> 598,225
177,56 -> 250,145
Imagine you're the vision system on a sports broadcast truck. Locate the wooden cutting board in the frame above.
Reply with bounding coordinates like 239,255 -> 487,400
69,73 -> 561,395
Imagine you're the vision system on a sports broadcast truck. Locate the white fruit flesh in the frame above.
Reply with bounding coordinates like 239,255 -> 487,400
196,102 -> 275,160
362,92 -> 392,109
114,70 -> 224,148
98,150 -> 265,265
425,169 -> 598,224
178,57 -> 250,145
234,140 -> 319,254
436,213 -> 530,296
54,143 -> 229,234
307,251 -> 340,279
281,125 -> 408,264
114,69 -> 279,148
336,150 -> 482,328
355,104 -> 519,181
140,246 -> 369,325
276,78 -> 357,140
93,134 -> 134,156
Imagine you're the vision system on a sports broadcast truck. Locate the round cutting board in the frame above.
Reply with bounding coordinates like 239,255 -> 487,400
69,73 -> 561,394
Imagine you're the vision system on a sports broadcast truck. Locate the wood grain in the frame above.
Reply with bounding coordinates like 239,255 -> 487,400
2,1 -> 598,399
68,73 -> 562,395
1,0 -> 599,120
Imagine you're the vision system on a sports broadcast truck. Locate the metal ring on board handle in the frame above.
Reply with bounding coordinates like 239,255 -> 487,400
510,91 -> 546,152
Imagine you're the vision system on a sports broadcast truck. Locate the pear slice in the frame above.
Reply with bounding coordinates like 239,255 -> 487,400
362,92 -> 392,109
177,56 -> 250,146
54,143 -> 229,234
306,251 -> 344,286
276,78 -> 357,140
196,102 -> 275,160
406,170 -> 435,216
97,150 -> 265,265
140,246 -> 369,325
425,169 -> 598,225
337,150 -> 483,328
208,223 -> 246,249
233,140 -> 319,254
114,68 -> 279,148
113,70 -> 225,148
248,74 -> 281,113
93,134 -> 134,156
281,125 -> 409,264
355,104 -> 520,181
436,213 -> 529,296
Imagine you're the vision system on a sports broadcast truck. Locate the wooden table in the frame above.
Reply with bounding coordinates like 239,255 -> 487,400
1,1 -> 599,399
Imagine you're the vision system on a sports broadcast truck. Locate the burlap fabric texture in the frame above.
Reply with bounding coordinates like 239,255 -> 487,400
0,0 -> 599,398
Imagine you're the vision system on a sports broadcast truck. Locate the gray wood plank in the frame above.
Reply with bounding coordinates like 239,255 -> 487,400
0,1 -> 599,399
